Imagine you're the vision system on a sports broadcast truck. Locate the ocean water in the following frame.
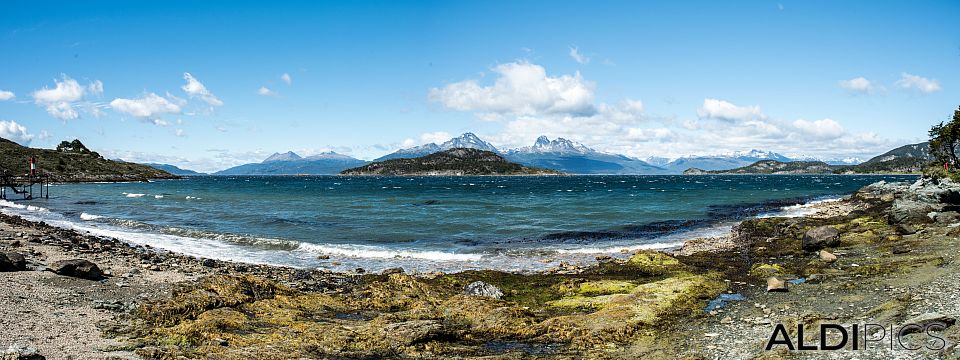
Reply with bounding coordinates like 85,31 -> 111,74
0,175 -> 916,273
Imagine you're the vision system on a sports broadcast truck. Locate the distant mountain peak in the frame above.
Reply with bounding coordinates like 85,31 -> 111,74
512,135 -> 594,155
440,132 -> 499,152
263,151 -> 302,162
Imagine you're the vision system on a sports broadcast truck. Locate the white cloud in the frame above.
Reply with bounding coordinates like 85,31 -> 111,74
87,80 -> 104,97
257,86 -> 278,97
420,131 -> 452,144
569,46 -> 590,64
0,120 -> 34,145
838,77 -> 875,94
109,93 -> 182,121
32,75 -> 103,120
0,90 -> 15,101
175,129 -> 186,137
697,98 -> 765,122
896,73 -> 941,94
181,72 -> 223,106
281,73 -> 292,85
428,61 -> 596,118
791,118 -> 845,139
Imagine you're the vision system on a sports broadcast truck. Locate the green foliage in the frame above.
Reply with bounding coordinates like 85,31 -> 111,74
0,137 -> 175,181
341,148 -> 561,176
928,106 -> 960,169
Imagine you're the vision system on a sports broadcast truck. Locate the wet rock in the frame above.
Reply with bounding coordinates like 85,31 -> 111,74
317,255 -> 330,260
595,255 -> 612,262
0,252 -> 26,271
201,258 -> 216,267
934,211 -> 960,224
895,224 -> 917,235
1,344 -> 44,360
464,281 -> 504,300
46,259 -> 103,280
818,250 -> 837,263
901,313 -> 956,334
802,226 -> 840,251
766,277 -> 787,292
354,268 -> 366,274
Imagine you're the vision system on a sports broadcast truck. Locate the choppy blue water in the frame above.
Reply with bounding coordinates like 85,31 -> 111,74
0,175 -> 916,272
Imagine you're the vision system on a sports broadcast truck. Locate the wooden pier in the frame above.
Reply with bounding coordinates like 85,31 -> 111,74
0,171 -> 50,200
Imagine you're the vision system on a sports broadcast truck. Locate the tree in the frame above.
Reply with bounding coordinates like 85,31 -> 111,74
929,106 -> 960,169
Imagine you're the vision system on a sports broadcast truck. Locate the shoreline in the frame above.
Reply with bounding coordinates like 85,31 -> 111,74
3,177 -> 960,358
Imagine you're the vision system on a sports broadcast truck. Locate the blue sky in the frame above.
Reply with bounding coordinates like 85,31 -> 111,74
0,0 -> 957,172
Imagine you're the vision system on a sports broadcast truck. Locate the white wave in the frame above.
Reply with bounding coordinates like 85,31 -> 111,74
80,213 -> 104,221
0,200 -> 26,210
154,195 -> 164,199
125,193 -> 146,198
555,241 -> 683,254
299,243 -> 482,261
758,196 -> 844,218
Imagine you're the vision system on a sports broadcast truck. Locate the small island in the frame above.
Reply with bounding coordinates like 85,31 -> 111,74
339,148 -> 563,176
0,139 -> 177,182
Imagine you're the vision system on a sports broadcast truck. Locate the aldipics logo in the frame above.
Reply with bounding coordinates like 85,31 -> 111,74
765,322 -> 951,351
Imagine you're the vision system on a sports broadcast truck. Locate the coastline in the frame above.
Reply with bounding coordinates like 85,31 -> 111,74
2,178 -> 960,358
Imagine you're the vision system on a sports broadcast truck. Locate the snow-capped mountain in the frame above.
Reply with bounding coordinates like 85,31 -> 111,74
375,132 -> 498,161
503,136 -> 664,174
662,150 -> 792,173
507,136 -> 594,155
790,154 -> 865,166
263,151 -> 303,162
304,151 -> 361,161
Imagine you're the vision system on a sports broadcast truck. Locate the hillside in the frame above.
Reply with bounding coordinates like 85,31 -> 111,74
142,163 -> 205,176
684,160 -> 836,175
340,148 -> 562,176
215,152 -> 367,175
0,139 -> 178,182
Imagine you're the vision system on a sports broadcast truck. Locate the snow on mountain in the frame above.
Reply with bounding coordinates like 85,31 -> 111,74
508,136 -> 594,155
304,151 -> 360,161
375,133 -> 497,161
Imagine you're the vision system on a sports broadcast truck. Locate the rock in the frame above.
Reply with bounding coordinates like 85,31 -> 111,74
355,268 -> 366,274
289,269 -> 312,281
891,245 -> 912,254
818,250 -> 838,263
381,267 -> 404,275
802,226 -> 840,251
934,211 -> 960,224
380,320 -> 445,346
201,258 -> 217,267
766,277 -> 787,292
895,224 -> 917,235
464,281 -> 504,299
901,313 -> 956,334
888,200 -> 936,225
317,255 -> 330,260
2,344 -> 45,360
45,259 -> 103,280
0,252 -> 26,271
595,255 -> 612,262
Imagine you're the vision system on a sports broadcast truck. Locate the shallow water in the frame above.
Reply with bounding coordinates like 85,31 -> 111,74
0,175 -> 916,272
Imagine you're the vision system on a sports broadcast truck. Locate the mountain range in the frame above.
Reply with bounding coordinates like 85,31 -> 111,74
204,132 -> 927,176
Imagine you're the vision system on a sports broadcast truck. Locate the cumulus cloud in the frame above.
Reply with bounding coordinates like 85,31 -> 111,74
838,77 -> 875,94
0,90 -> 15,101
32,75 -> 103,120
109,93 -> 182,121
281,73 -> 292,85
791,118 -> 845,139
0,120 -> 34,145
896,73 -> 941,93
569,46 -> 590,64
257,86 -> 278,97
428,61 -> 596,118
697,98 -> 765,122
181,72 -> 223,106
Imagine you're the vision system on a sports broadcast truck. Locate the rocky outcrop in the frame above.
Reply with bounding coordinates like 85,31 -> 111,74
464,281 -> 504,300
802,226 -> 840,251
46,259 -> 103,280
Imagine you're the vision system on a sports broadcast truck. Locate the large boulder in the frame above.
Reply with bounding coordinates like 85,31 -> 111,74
802,226 -> 840,251
0,252 -> 26,271
464,281 -> 504,300
888,200 -> 936,225
46,259 -> 103,280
